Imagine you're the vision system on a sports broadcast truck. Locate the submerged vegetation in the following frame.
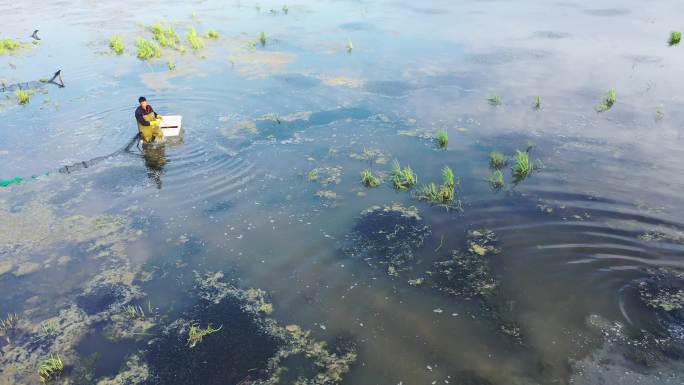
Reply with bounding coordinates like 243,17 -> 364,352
187,27 -> 204,50
669,31 -> 681,46
38,354 -> 64,383
135,38 -> 161,60
187,323 -> 222,348
487,95 -> 502,106
16,89 -> 30,104
489,151 -> 506,169
109,35 -> 124,54
391,160 -> 417,189
597,89 -> 617,111
435,129 -> 449,148
361,169 -> 381,187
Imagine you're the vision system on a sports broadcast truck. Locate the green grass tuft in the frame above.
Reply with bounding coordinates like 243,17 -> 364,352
206,30 -> 220,39
124,305 -> 146,320
347,39 -> 353,53
512,149 -> 532,178
418,166 -> 458,204
151,23 -> 180,48
597,89 -> 616,112
435,129 -> 448,148
669,31 -> 681,46
283,5 -> 289,14
109,35 -> 124,55
16,89 -> 30,104
534,96 -> 541,110
187,324 -> 222,348
360,169 -> 381,187
489,151 -> 506,169
259,32 -> 268,46
167,61 -> 176,70
487,95 -> 502,106
187,27 -> 204,50
41,320 -> 58,338
135,38 -> 161,60
307,169 -> 318,181
0,39 -> 21,55
488,170 -> 504,188
38,354 -> 64,383
391,160 -> 417,189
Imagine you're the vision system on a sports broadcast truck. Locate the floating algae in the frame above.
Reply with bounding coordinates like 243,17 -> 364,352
344,203 -> 430,276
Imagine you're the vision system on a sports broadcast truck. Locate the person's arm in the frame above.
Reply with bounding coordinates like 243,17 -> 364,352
135,108 -> 150,126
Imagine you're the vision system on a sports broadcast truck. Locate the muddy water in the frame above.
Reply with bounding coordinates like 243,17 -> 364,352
1,0 -> 684,384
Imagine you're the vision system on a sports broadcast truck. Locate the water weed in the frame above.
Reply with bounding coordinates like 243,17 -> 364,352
41,320 -> 58,338
347,39 -> 354,53
361,169 -> 381,187
151,23 -> 180,48
124,305 -> 145,320
259,32 -> 268,46
0,38 -> 21,55
669,31 -> 681,46
0,313 -> 18,332
16,89 -> 30,104
167,61 -> 176,70
418,166 -> 458,205
187,27 -> 204,50
307,169 -> 318,181
109,35 -> 124,54
135,38 -> 161,60
597,89 -> 616,112
38,354 -> 64,383
489,151 -> 506,169
488,170 -> 504,188
436,129 -> 449,148
391,160 -> 417,189
205,30 -> 219,39
534,96 -> 541,110
282,5 -> 289,14
512,149 -> 534,179
187,324 -> 222,348
487,95 -> 502,106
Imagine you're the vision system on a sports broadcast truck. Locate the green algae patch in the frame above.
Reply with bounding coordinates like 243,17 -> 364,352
344,203 -> 430,276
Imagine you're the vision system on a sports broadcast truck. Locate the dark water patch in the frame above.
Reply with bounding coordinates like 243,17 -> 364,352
255,107 -> 372,139
76,284 -> 126,315
274,73 -> 321,89
76,323 -> 144,379
343,203 -> 431,276
533,31 -> 570,40
364,80 -> 415,97
145,296 -> 281,385
204,199 -> 233,215
90,165 -> 146,193
339,22 -> 375,31
450,370 -> 494,385
583,8 -> 630,17
468,48 -> 551,65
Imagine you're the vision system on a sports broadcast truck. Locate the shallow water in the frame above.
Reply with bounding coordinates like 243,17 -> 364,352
2,0 -> 684,384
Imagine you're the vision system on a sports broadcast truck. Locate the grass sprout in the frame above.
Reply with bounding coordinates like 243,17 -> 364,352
418,166 -> 458,205
512,149 -> 532,179
435,129 -> 448,148
187,27 -> 204,50
259,32 -> 268,46
124,305 -> 145,320
151,23 -> 180,48
488,170 -> 504,189
489,151 -> 506,169
669,31 -> 681,46
187,324 -> 222,348
487,95 -> 502,106
391,160 -> 417,189
283,5 -> 289,14
361,169 -> 381,187
16,89 -> 30,104
0,39 -> 21,55
109,35 -> 124,54
0,313 -> 18,332
41,320 -> 58,338
597,89 -> 617,112
38,354 -> 64,383
206,30 -> 220,39
135,38 -> 161,60
307,169 -> 318,181
347,39 -> 353,53
534,96 -> 541,110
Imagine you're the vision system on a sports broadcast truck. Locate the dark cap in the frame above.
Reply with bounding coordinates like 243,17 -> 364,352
138,96 -> 147,103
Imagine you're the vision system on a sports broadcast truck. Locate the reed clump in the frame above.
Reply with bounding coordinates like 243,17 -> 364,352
436,129 -> 448,148
489,151 -> 506,169
38,354 -> 64,383
16,89 -> 30,104
259,32 -> 268,46
136,38 -> 161,60
669,31 -> 681,46
187,27 -> 204,50
597,89 -> 616,112
418,166 -> 458,204
151,23 -> 180,48
361,169 -> 381,187
391,160 -> 417,189
488,169 -> 504,188
109,35 -> 124,54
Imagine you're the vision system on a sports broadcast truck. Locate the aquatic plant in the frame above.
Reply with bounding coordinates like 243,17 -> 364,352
259,32 -> 268,46
655,108 -> 664,121
488,169 -> 504,188
307,169 -> 318,181
282,4 -> 289,14
0,313 -> 18,333
151,23 -> 180,48
347,39 -> 353,53
391,160 -> 417,189
669,31 -> 681,46
512,149 -> 532,178
109,35 -> 124,55
205,30 -> 220,39
0,38 -> 21,55
187,324 -> 222,348
124,305 -> 145,320
597,89 -> 617,112
418,166 -> 458,204
167,61 -> 176,70
135,38 -> 161,60
187,27 -> 204,50
38,354 -> 64,383
534,96 -> 541,110
16,89 -> 30,104
489,151 -> 506,169
360,169 -> 381,187
487,95 -> 502,106
435,129 -> 449,148
41,320 -> 58,338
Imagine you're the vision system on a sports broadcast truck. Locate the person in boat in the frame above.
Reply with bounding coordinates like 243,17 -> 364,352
135,96 -> 164,143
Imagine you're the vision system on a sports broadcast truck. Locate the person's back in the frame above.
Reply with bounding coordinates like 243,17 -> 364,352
135,96 -> 164,143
